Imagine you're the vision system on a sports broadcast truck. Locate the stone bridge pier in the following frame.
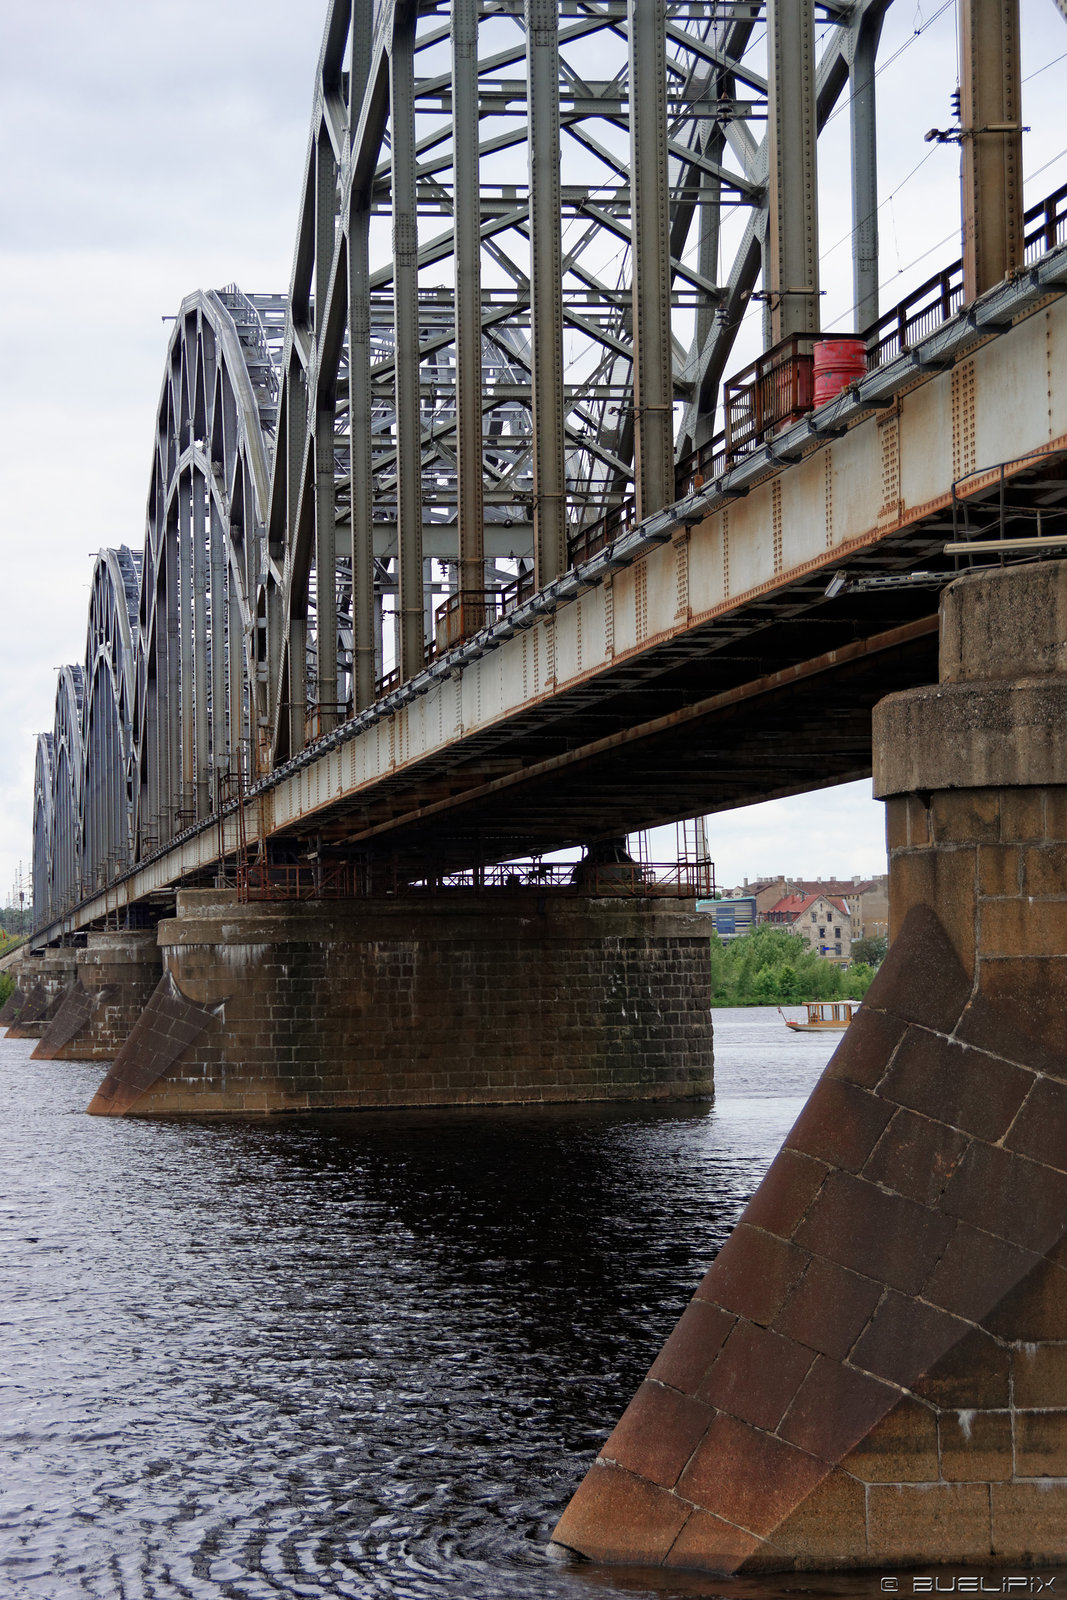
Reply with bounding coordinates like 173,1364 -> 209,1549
86,894 -> 714,1117
554,560 -> 1067,1574
1,947 -> 80,1038
32,932 -> 162,1062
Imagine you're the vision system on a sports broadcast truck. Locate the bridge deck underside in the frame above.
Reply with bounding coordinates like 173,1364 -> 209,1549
267,449 -> 1065,876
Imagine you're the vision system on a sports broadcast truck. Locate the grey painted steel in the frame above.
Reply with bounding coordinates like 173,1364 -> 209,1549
263,0 -> 895,736
128,288 -> 281,864
766,0 -> 819,343
850,9 -> 881,330
452,0 -> 486,605
628,0 -> 673,520
390,9 -> 427,681
960,0 -> 1024,301
526,0 -> 567,585
47,0 -> 1046,937
349,200 -> 377,712
348,0 -> 377,713
32,735 -> 55,928
315,125 -> 341,731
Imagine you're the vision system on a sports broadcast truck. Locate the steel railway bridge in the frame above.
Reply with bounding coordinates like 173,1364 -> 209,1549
30,0 -> 1067,944
19,3 -> 1067,1574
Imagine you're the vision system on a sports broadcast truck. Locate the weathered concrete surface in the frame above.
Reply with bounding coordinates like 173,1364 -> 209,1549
553,561 -> 1067,1574
88,891 -> 714,1117
32,932 -> 161,1061
2,949 -> 78,1038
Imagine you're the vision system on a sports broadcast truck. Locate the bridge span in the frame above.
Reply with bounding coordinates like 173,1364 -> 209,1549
12,0 -> 1067,1577
30,215 -> 1067,943
28,0 -> 1067,945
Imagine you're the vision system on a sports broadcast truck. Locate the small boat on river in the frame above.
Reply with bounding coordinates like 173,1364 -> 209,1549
780,1000 -> 857,1032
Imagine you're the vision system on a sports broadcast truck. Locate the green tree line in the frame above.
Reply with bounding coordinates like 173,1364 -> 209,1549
710,923 -> 877,1007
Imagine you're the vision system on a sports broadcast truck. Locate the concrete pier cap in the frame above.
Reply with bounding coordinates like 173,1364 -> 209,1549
553,559 -> 1067,1576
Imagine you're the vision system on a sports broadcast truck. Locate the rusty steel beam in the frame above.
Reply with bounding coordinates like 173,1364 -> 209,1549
960,0 -> 1024,301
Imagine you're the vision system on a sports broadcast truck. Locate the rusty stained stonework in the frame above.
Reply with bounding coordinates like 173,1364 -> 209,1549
1,948 -> 79,1038
32,931 -> 161,1062
554,563 -> 1067,1573
87,892 -> 714,1117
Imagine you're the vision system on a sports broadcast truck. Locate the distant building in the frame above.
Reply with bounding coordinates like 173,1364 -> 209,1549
794,877 -> 888,943
701,896 -> 757,941
763,891 -> 852,964
736,874 -> 888,943
732,877 -> 791,916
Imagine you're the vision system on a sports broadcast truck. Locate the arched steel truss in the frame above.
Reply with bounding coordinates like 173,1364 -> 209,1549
32,289 -> 286,918
43,666 -> 85,922
32,735 -> 55,928
136,287 -> 284,849
82,547 -> 141,897
37,0 -> 1049,926
268,0 -> 894,758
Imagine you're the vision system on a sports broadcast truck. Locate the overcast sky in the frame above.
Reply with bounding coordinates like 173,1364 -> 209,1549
1,2 -> 1065,907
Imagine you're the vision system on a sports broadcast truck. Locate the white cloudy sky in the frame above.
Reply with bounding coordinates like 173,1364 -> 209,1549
1,1 -> 1065,905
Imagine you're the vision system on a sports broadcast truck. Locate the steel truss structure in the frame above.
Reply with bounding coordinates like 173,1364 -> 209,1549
268,0 -> 894,759
33,0 -> 1045,925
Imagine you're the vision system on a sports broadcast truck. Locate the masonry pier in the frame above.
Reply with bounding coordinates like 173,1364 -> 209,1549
30,932 -> 162,1062
1,948 -> 80,1038
86,893 -> 714,1117
553,560 -> 1067,1574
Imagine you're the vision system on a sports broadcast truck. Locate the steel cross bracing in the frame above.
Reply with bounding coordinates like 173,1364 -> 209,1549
31,0 -> 1064,931
267,0 -> 892,762
32,288 -> 286,927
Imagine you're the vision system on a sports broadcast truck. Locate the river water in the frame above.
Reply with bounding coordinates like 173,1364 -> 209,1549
0,1009 -> 856,1600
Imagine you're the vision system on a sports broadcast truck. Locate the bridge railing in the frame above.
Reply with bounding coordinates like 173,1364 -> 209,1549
1025,181 -> 1067,261
239,860 -> 368,901
394,181 -> 1067,671
230,857 -> 716,901
409,859 -> 717,897
682,180 -> 1067,479
230,183 -> 1067,776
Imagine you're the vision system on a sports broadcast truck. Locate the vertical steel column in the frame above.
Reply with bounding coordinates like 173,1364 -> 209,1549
314,405 -> 338,725
284,354 -> 310,755
452,0 -> 485,623
164,537 -> 181,841
694,126 -> 724,446
286,354 -> 309,674
192,473 -> 210,818
227,567 -> 244,775
315,129 -> 339,727
209,501 -> 227,772
960,0 -> 1023,302
288,616 -> 307,755
766,0 -> 820,345
145,675 -> 159,851
349,0 -> 376,710
850,13 -> 879,330
391,11 -> 426,681
349,209 -> 376,708
525,0 -> 566,584
178,481 -> 195,819
628,0 -> 674,519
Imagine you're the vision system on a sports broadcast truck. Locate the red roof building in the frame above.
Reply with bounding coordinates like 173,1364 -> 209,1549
762,891 -> 852,964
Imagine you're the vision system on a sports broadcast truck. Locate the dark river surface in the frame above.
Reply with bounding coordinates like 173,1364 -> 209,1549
0,1009 -> 871,1600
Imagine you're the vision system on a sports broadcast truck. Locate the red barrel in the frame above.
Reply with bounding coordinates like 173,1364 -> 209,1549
812,339 -> 867,407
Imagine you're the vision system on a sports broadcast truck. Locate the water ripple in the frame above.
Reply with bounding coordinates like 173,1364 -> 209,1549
0,1011 -> 830,1600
